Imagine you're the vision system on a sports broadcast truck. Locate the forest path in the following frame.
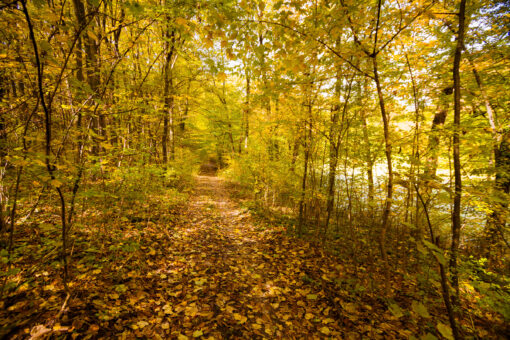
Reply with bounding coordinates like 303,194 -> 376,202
162,175 -> 364,339
2,175 -> 406,339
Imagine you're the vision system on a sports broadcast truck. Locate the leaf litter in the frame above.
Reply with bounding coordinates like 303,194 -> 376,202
1,176 -> 501,339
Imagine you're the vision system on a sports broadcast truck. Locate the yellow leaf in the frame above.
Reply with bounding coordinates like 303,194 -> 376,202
233,313 -> 247,324
161,322 -> 169,330
185,305 -> 198,317
175,17 -> 187,26
217,72 -> 227,82
87,30 -> 98,41
341,302 -> 357,314
194,278 -> 206,285
305,313 -> 314,320
163,304 -> 173,314
178,334 -> 189,340
320,326 -> 331,335
89,324 -> 100,332
50,179 -> 62,188
137,320 -> 149,329
193,330 -> 203,338
226,49 -> 235,60
203,38 -> 214,48
323,318 -> 335,324
252,323 -> 262,330
43,284 -> 55,291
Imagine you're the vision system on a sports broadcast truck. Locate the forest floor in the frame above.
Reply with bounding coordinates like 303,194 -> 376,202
2,175 -> 504,339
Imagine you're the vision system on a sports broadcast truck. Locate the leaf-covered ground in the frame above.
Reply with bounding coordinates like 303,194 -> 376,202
2,176 -> 506,339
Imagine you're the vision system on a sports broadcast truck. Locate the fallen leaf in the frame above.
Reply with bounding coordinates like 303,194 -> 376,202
437,322 -> 454,340
233,313 -> 247,324
137,320 -> 149,329
412,301 -> 430,318
388,303 -> 404,318
320,326 -> 331,335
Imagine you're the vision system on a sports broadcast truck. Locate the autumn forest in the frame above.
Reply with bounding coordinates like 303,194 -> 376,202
0,0 -> 509,338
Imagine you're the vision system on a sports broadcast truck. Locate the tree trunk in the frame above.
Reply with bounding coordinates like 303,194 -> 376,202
297,117 -> 311,236
450,0 -> 467,327
467,55 -> 509,256
325,70 -> 353,236
180,80 -> 190,133
325,101 -> 340,236
361,112 -> 374,207
0,74 -> 6,160
241,71 -> 250,152
162,29 -> 176,165
372,55 -> 393,264
488,130 -> 510,251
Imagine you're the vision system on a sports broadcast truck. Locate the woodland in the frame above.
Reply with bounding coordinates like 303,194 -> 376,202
0,0 -> 509,338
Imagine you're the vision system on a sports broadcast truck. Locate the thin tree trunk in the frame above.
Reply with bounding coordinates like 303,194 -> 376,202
372,0 -> 393,264
298,117 -> 311,236
325,71 -> 353,236
373,55 -> 393,264
162,29 -> 175,165
180,80 -> 191,133
361,112 -> 374,206
22,0 -> 69,293
242,72 -> 250,151
450,0 -> 467,322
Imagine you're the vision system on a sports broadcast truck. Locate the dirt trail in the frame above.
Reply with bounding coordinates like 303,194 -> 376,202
1,175 -> 407,339
163,175 -> 361,339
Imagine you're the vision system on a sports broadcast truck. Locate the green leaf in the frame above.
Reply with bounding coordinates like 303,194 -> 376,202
423,240 -> 441,253
412,301 -> 430,318
432,251 -> 447,266
436,322 -> 454,340
388,303 -> 404,318
420,333 -> 438,340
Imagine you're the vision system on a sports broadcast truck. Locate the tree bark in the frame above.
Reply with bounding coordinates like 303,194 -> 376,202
373,55 -> 393,264
162,29 -> 176,165
324,70 -> 353,236
241,71 -> 250,152
450,0 -> 467,322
